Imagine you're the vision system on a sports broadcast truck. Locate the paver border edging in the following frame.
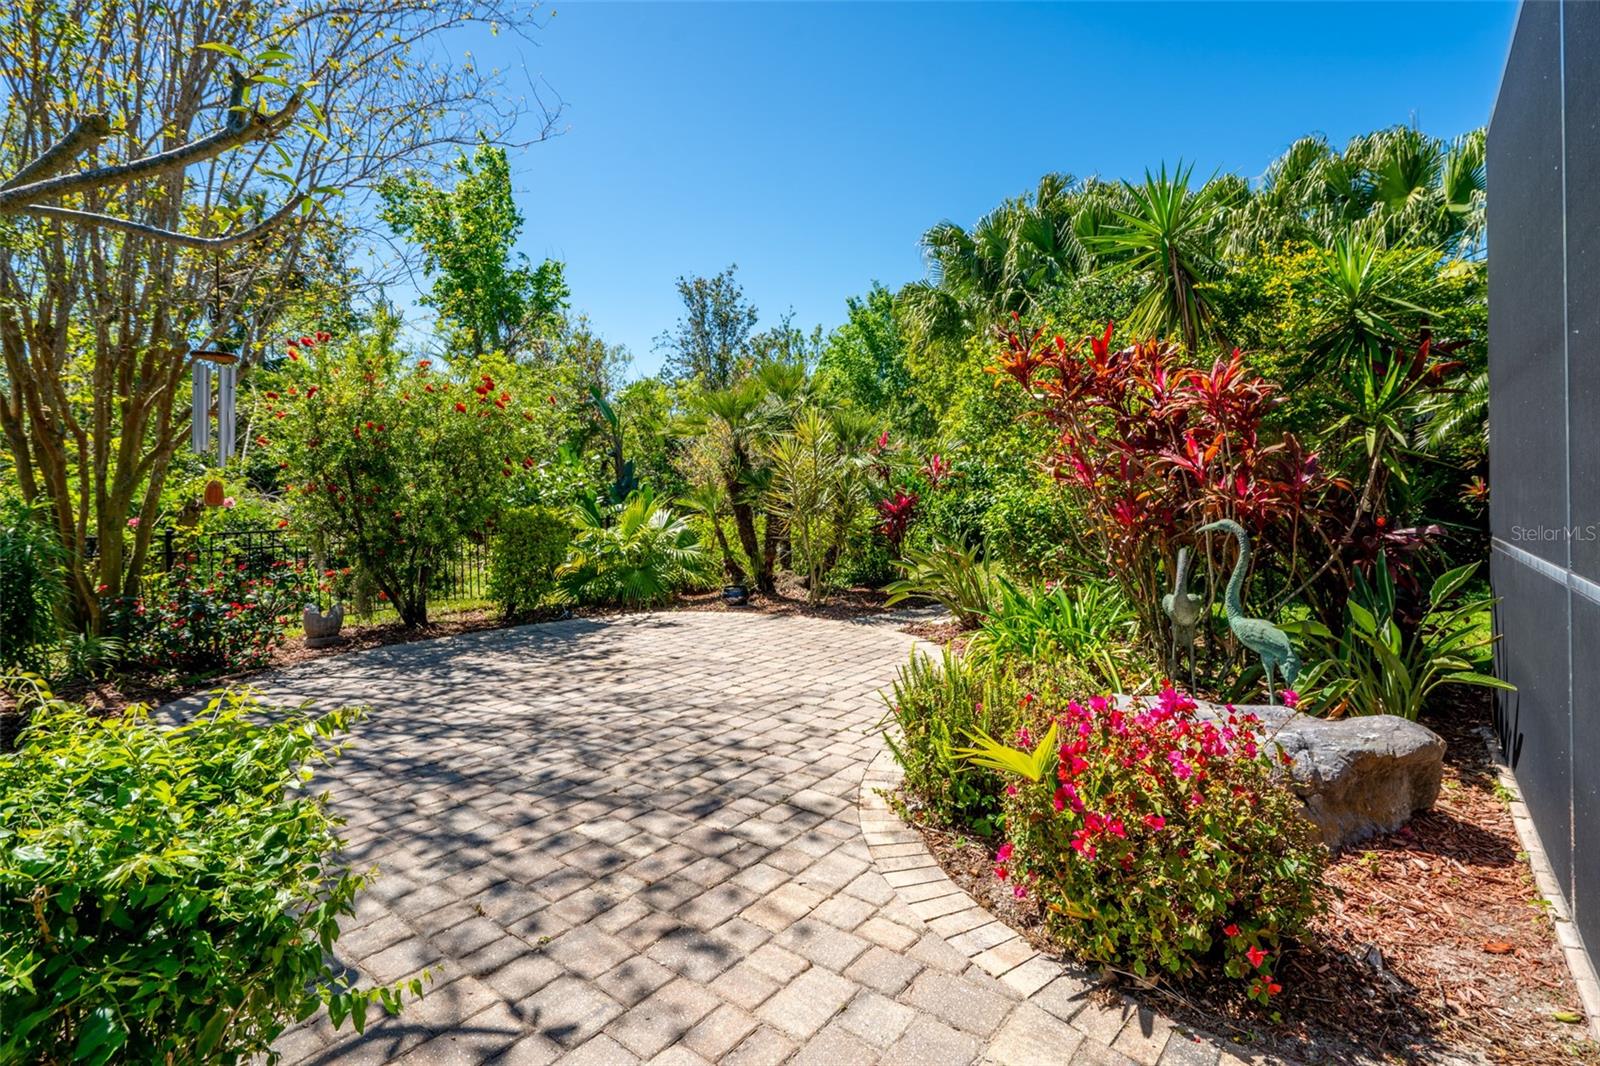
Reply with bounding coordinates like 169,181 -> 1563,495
857,747 -> 1079,997
858,748 -> 1270,1066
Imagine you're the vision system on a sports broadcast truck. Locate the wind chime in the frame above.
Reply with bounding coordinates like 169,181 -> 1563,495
189,260 -> 242,443
190,257 -> 242,504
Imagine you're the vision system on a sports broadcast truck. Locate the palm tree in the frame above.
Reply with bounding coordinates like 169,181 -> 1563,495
896,174 -> 1098,351
681,381 -> 778,594
1230,127 -> 1485,258
1305,234 -> 1443,369
1085,163 -> 1229,353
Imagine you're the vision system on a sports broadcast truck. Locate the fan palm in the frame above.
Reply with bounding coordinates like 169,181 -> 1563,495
557,488 -> 704,607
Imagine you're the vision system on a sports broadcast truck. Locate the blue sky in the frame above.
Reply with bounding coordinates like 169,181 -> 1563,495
429,1 -> 1517,377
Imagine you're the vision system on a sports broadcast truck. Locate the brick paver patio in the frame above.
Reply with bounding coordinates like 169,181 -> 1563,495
177,611 -> 1241,1065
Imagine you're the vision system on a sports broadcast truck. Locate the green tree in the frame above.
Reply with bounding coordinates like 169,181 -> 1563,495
764,407 -> 875,603
1084,163 -> 1231,353
815,284 -> 926,433
0,0 -> 548,633
657,265 -> 759,388
266,315 -> 562,626
380,144 -> 569,359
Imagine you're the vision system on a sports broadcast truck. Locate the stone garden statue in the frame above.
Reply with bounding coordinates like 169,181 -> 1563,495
1195,519 -> 1300,705
1161,546 -> 1204,690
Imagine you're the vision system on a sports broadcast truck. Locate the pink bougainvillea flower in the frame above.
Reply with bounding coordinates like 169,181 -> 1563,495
127,517 -> 140,528
1246,945 -> 1267,969
1280,689 -> 1300,709
1012,883 -> 1028,899
995,843 -> 1014,863
1143,814 -> 1166,831
222,497 -> 237,509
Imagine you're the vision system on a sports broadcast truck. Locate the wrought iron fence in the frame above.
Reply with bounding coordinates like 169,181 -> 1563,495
156,526 -> 492,602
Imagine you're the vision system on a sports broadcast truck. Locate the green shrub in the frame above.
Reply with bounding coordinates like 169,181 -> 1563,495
556,488 -> 705,607
0,690 -> 416,1063
965,579 -> 1138,685
0,500 -> 64,672
118,559 -> 310,679
490,506 -> 572,619
963,687 -> 1326,1004
883,540 -> 998,628
830,527 -> 896,589
883,650 -> 1038,835
1291,553 -> 1511,720
981,481 -> 1081,579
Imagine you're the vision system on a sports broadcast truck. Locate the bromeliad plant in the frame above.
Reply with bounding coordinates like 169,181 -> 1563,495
1290,552 -> 1511,720
960,686 -> 1326,1004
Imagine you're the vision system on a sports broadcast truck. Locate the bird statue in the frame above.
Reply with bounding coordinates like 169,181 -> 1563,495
1161,546 -> 1204,691
1195,519 -> 1300,705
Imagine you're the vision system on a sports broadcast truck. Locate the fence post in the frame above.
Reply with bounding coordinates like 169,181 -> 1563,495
163,527 -> 175,572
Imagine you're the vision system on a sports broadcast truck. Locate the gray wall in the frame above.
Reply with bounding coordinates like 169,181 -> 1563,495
1489,0 -> 1600,966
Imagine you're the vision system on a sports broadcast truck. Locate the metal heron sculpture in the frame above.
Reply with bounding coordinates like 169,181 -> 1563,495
1161,546 -> 1204,690
1195,519 -> 1300,704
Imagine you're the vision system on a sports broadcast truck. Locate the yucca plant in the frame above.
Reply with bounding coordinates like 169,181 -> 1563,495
883,540 -> 999,629
1290,551 -> 1512,720
556,488 -> 705,607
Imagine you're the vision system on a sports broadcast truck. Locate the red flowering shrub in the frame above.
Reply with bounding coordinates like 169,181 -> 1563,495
876,489 -> 919,550
266,331 -> 568,625
967,686 -> 1325,1004
127,560 -> 311,676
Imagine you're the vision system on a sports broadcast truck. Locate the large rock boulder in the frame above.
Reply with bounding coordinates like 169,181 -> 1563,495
1205,703 -> 1446,850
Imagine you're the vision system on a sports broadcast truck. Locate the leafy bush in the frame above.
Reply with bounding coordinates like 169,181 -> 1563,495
966,579 -> 1136,683
0,691 -> 416,1063
884,540 -> 998,628
831,526 -> 897,589
556,488 -> 704,607
490,506 -> 572,619
989,325 -> 1341,649
882,649 -> 1029,835
964,687 -> 1325,1003
765,407 -> 876,603
123,559 -> 309,678
1292,554 -> 1510,719
268,327 -> 566,625
0,500 -> 63,671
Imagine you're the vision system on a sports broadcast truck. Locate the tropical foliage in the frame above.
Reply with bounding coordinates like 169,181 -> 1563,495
0,690 -> 412,1063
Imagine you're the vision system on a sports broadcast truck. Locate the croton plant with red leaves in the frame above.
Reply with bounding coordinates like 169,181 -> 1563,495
989,318 -> 1346,648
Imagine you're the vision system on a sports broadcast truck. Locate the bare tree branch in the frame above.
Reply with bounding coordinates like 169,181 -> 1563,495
0,96 -> 302,213
17,194 -> 308,249
0,113 -> 113,190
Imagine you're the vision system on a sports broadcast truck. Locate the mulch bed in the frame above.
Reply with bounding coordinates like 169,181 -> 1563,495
912,691 -> 1599,1065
